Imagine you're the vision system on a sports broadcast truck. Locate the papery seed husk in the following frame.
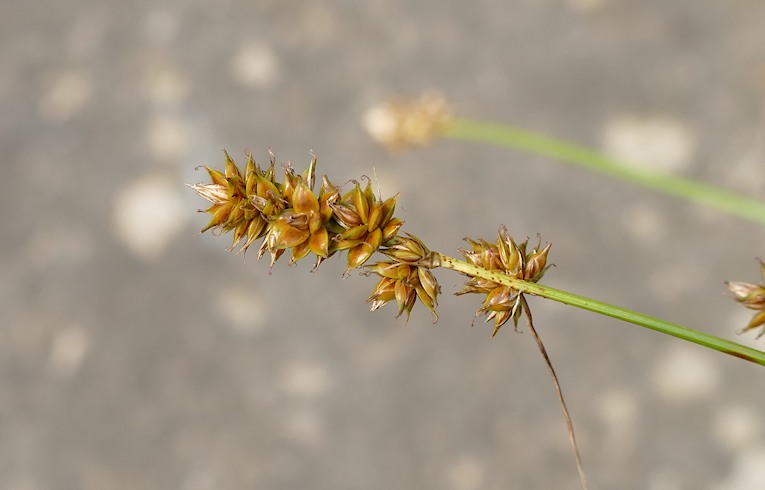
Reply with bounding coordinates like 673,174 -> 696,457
491,310 -> 511,336
480,286 -> 513,312
341,224 -> 369,241
394,280 -> 416,318
351,182 -> 369,223
381,218 -> 404,244
380,194 -> 399,225
383,248 -> 423,263
364,227 -> 383,251
346,241 -> 376,270
525,243 -> 551,281
417,267 -> 439,302
744,310 -> 765,333
331,238 -> 364,252
415,285 -> 438,320
223,151 -> 241,179
370,288 -> 396,303
268,247 -> 286,268
363,182 -> 376,209
368,261 -> 400,279
309,227 -> 330,257
256,173 -> 280,201
308,212 -> 323,234
282,170 -> 299,203
325,220 -> 346,235
226,202 -> 245,225
290,239 -> 312,263
231,220 -> 247,246
366,201 -> 384,233
242,218 -> 267,250
201,203 -> 234,232
204,166 -> 227,187
302,153 -> 317,190
267,214 -> 310,250
726,281 -> 765,308
292,180 -> 320,215
397,264 -> 412,280
319,189 -> 339,223
404,235 -> 428,256
332,202 -> 363,228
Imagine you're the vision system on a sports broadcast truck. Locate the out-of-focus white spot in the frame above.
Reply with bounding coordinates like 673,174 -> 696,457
229,43 -> 280,89
447,454 -> 485,490
602,116 -> 695,173
112,175 -> 187,261
714,446 -> 765,490
622,203 -> 666,247
214,286 -> 265,335
652,345 -> 720,404
595,388 -> 638,452
282,409 -> 324,446
142,65 -> 191,105
278,362 -> 331,399
48,324 -> 90,377
363,105 -> 398,145
146,115 -> 189,161
39,70 -> 92,122
713,405 -> 762,451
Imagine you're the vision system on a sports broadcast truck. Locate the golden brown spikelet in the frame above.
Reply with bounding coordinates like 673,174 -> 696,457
366,234 -> 440,322
330,180 -> 403,272
456,226 -> 551,336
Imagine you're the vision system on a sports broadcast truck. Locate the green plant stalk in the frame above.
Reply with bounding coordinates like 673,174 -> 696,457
436,253 -> 765,367
442,118 -> 765,226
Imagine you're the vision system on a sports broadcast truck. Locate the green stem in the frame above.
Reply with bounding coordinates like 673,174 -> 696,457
436,253 -> 765,367
442,118 -> 765,226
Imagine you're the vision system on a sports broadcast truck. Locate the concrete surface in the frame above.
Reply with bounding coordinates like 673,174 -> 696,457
3,1 -> 765,489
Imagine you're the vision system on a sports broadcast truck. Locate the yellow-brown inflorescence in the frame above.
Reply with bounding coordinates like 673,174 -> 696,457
726,259 -> 765,338
456,226 -> 551,336
366,234 -> 441,322
329,179 -> 403,273
189,150 -> 402,271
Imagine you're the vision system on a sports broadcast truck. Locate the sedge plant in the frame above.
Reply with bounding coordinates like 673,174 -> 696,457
190,95 -> 765,490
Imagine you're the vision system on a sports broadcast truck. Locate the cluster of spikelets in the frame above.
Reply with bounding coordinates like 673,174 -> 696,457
189,150 -> 440,320
456,226 -> 552,336
189,150 -> 401,269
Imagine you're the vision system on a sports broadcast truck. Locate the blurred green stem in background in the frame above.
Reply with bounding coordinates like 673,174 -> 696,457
442,118 -> 765,226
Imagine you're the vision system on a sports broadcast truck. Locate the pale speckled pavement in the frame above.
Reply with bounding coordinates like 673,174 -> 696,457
3,1 -> 765,489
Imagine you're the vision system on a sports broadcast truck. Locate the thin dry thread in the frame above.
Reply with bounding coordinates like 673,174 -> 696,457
521,296 -> 588,490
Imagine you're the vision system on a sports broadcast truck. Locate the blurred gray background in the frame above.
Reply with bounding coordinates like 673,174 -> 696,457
3,1 -> 765,489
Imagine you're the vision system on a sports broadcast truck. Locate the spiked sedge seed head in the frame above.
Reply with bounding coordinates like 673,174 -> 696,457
190,150 -> 404,274
187,150 -> 283,254
330,180 -> 403,272
456,226 -> 552,336
726,258 -> 765,338
366,234 -> 441,322
362,92 -> 451,150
